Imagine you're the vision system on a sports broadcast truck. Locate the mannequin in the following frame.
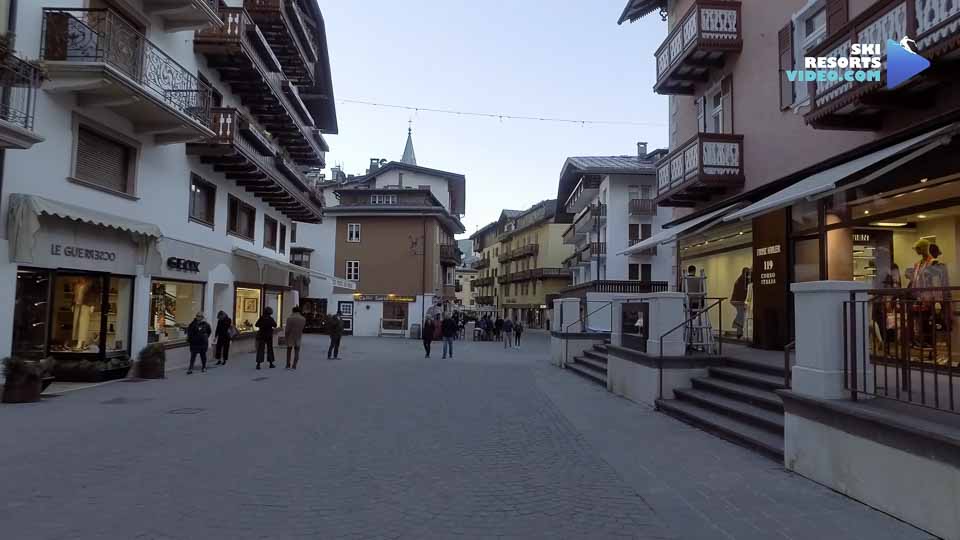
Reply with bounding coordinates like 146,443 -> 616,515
929,244 -> 951,357
70,278 -> 97,350
909,239 -> 936,349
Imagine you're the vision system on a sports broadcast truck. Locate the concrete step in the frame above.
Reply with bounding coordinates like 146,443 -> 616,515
691,377 -> 783,413
593,344 -> 609,354
656,399 -> 784,461
709,367 -> 786,392
723,356 -> 787,378
674,388 -> 784,433
566,360 -> 606,386
583,350 -> 608,364
573,355 -> 608,373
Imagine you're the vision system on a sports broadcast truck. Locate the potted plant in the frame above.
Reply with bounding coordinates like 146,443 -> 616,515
136,343 -> 166,379
100,356 -> 132,381
2,357 -> 54,403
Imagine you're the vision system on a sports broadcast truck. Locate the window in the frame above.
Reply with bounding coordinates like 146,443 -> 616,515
346,260 -> 360,281
641,185 -> 652,199
347,223 -> 361,242
641,264 -> 652,282
291,250 -> 311,268
279,224 -> 287,254
370,194 -> 398,205
642,223 -> 652,240
149,280 -> 204,344
264,215 -> 278,250
48,274 -> 132,355
629,223 -> 640,241
228,196 -> 255,240
73,124 -> 137,196
792,1 -> 828,105
189,175 -> 216,226
234,287 -> 262,333
291,222 -> 298,243
629,263 -> 640,281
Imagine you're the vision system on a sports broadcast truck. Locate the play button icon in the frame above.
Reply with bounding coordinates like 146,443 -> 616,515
886,38 -> 931,89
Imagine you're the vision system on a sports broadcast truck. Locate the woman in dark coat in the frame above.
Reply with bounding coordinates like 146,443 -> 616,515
186,312 -> 212,374
255,306 -> 277,369
422,317 -> 436,358
214,310 -> 232,366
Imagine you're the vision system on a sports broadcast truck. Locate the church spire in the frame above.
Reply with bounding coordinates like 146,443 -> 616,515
401,121 -> 417,166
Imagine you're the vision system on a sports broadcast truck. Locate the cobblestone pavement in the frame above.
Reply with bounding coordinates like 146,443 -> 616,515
0,333 -> 934,539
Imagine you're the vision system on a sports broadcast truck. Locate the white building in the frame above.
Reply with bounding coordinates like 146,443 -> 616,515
1,0 -> 338,373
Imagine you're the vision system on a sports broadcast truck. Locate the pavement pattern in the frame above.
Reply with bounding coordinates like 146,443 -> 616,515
0,333 -> 936,539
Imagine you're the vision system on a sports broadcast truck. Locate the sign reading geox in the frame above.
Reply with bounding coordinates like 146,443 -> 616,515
167,257 -> 200,273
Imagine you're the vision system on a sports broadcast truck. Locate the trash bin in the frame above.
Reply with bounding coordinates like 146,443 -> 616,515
466,321 -> 476,341
409,323 -> 421,340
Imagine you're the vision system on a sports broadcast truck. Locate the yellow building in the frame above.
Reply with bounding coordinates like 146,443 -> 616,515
471,200 -> 574,328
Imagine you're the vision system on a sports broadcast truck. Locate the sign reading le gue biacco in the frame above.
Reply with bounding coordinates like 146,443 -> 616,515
50,244 -> 117,261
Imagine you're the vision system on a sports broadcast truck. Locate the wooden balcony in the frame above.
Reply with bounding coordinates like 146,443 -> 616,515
629,198 -> 656,216
589,242 -> 607,258
472,276 -> 495,288
563,174 -> 603,214
41,9 -> 214,144
440,244 -> 461,266
531,268 -> 571,280
654,0 -> 742,95
805,0 -> 960,130
500,244 -> 539,263
656,133 -> 744,207
476,296 -> 496,306
558,280 -> 669,299
186,107 -> 322,223
472,257 -> 490,270
244,0 -> 317,86
143,0 -> 221,32
0,52 -> 43,149
195,8 -> 326,166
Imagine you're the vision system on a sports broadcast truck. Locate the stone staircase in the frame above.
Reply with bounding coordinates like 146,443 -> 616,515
656,356 -> 786,460
566,343 -> 609,386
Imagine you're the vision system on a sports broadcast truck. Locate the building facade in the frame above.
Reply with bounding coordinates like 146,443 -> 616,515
2,0 -> 337,374
553,148 -> 674,298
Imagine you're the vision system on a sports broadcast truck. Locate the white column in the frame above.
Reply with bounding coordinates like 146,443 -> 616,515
556,298 -> 581,333
791,281 -> 871,399
642,292 -> 688,357
130,265 -> 152,360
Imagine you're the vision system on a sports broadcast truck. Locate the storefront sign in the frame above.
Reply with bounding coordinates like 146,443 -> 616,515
755,244 -> 781,286
50,244 -> 117,261
853,233 -> 871,243
166,257 -> 200,273
751,210 -> 789,350
353,294 -> 416,303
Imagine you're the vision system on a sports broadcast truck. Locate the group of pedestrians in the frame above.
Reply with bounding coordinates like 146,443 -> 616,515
422,314 -> 458,358
477,314 -> 524,348
184,305 -> 313,374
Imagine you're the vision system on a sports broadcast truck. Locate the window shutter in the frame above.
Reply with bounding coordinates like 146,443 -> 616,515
778,23 -> 795,110
76,127 -> 129,193
721,76 -> 733,133
695,96 -> 706,132
826,0 -> 849,35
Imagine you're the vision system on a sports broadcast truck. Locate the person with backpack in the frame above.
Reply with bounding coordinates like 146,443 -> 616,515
422,317 -> 436,358
514,320 -> 524,347
213,310 -> 233,366
441,315 -> 457,359
186,312 -> 212,374
255,306 -> 277,369
502,318 -> 514,349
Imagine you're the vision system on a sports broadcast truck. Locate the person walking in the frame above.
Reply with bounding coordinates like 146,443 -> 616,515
441,315 -> 457,359
327,311 -> 343,360
494,316 -> 504,340
255,306 -> 277,369
422,317 -> 436,358
285,306 -> 307,369
186,312 -> 212,374
213,310 -> 233,365
514,321 -> 524,347
503,318 -> 514,349
731,268 -> 751,339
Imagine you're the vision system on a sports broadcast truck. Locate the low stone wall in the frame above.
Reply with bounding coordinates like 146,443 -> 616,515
606,345 -> 717,407
782,391 -> 960,540
549,331 -> 609,368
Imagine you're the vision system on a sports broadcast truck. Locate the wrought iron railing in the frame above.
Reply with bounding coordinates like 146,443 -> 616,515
559,280 -> 669,297
439,244 -> 460,263
41,8 -> 211,126
843,287 -> 959,414
657,298 -> 726,403
0,53 -> 42,131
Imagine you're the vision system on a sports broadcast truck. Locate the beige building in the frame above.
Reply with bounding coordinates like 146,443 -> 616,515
471,200 -> 573,327
454,265 -> 479,313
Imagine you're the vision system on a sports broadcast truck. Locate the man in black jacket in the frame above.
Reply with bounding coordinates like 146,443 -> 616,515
255,307 -> 277,369
441,315 -> 457,359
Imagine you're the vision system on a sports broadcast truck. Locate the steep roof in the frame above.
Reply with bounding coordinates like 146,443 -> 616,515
401,127 -> 417,165
618,0 -> 667,24
554,153 -> 662,223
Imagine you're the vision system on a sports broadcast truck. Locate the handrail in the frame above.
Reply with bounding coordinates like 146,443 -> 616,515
657,297 -> 725,403
784,340 -> 796,389
563,301 -> 613,369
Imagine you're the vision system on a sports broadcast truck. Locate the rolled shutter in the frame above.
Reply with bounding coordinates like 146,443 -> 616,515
778,23 -> 795,110
826,0 -> 849,35
76,127 -> 130,193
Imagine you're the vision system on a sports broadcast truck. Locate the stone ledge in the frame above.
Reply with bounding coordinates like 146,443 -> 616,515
550,331 -> 610,340
779,390 -> 960,469
608,345 -> 726,370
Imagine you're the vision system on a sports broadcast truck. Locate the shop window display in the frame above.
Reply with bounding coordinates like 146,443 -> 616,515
48,274 -> 131,355
235,287 -> 262,333
149,280 -> 204,343
264,290 -> 284,327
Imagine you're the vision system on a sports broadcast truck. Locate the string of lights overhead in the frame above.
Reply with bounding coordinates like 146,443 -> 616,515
338,98 -> 666,128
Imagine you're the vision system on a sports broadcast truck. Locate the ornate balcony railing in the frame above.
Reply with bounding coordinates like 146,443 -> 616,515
654,0 -> 742,95
0,53 -> 42,132
805,0 -> 960,130
656,132 -> 744,206
41,8 -> 211,126
629,198 -> 656,215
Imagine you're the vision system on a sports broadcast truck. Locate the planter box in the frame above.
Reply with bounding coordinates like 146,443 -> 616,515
54,362 -> 131,383
2,379 -> 42,403
136,360 -> 165,379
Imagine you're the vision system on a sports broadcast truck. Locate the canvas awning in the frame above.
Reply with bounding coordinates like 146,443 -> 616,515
7,193 -> 162,265
618,204 -> 740,256
232,247 -> 357,291
723,124 -> 957,223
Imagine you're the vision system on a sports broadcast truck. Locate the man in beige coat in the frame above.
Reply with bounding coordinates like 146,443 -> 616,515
285,306 -> 307,369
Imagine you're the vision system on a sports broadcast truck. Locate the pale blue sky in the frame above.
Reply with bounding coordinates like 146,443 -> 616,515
317,1 -> 668,237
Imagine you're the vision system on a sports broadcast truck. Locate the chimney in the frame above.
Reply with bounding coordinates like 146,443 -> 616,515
368,158 -> 382,174
637,142 -> 648,158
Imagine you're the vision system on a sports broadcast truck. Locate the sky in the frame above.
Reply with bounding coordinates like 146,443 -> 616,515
317,0 -> 668,238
